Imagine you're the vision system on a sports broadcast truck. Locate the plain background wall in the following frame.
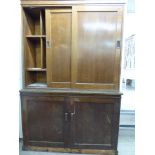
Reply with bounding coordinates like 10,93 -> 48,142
121,4 -> 135,111
0,0 -> 155,155
0,0 -> 22,154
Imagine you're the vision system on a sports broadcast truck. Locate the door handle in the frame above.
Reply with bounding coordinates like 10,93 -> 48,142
46,40 -> 51,48
116,40 -> 121,48
65,113 -> 68,121
71,112 -> 75,121
70,105 -> 76,121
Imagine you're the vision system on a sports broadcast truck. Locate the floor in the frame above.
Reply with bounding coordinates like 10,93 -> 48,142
19,127 -> 135,155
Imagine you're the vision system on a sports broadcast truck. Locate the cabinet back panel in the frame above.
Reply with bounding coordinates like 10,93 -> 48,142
46,10 -> 71,87
77,12 -> 117,83
24,8 -> 41,35
35,40 -> 41,68
26,39 -> 41,68
26,72 -> 46,85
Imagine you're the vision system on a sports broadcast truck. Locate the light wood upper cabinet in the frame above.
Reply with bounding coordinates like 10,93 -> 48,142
24,6 -> 123,89
46,9 -> 72,88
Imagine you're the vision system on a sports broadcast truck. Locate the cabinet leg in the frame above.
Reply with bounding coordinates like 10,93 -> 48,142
115,150 -> 118,155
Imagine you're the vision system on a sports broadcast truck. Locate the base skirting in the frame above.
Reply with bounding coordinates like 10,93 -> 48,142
23,145 -> 118,155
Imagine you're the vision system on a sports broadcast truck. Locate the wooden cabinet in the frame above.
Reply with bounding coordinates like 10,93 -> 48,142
21,89 -> 121,154
20,0 -> 124,154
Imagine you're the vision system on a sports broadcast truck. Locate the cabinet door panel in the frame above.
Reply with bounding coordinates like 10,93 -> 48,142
70,96 -> 120,149
72,6 -> 123,89
22,96 -> 66,147
46,9 -> 72,88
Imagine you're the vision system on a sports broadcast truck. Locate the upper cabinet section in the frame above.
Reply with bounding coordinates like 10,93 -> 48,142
22,2 -> 124,90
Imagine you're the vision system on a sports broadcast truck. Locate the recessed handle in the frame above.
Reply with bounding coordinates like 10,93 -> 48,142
46,40 -> 51,48
116,40 -> 121,48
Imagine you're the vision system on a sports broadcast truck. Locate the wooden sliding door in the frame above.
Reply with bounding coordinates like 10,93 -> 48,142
46,9 -> 72,88
71,6 -> 123,90
46,6 -> 123,89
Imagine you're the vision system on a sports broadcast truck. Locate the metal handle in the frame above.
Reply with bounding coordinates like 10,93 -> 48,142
71,113 -> 75,121
65,113 -> 68,121
70,105 -> 76,121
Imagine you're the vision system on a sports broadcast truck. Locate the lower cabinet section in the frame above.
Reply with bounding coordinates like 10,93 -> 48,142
20,89 -> 121,155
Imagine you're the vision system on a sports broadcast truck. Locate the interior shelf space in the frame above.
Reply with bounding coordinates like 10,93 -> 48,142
25,38 -> 41,68
23,8 -> 45,35
25,71 -> 47,87
25,37 -> 46,69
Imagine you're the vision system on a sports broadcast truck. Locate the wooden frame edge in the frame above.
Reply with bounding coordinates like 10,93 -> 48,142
23,145 -> 118,155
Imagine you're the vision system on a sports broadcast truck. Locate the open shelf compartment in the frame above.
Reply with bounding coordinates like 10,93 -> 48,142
25,71 -> 47,88
23,8 -> 46,35
23,8 -> 47,87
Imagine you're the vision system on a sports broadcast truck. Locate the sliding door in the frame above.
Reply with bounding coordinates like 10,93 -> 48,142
46,9 -> 72,88
46,6 -> 123,89
71,6 -> 123,89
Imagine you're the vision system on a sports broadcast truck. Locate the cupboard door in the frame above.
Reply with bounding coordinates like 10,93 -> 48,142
71,6 -> 123,90
70,96 -> 120,149
22,95 -> 66,148
46,9 -> 72,88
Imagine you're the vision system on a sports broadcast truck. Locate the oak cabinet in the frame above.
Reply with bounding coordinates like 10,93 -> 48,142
21,89 -> 121,154
20,0 -> 124,154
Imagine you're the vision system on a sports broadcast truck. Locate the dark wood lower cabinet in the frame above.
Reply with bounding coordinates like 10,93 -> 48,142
20,89 -> 121,155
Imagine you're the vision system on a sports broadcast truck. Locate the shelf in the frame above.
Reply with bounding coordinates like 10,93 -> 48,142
26,35 -> 46,38
26,35 -> 46,41
27,68 -> 46,72
27,82 -> 47,88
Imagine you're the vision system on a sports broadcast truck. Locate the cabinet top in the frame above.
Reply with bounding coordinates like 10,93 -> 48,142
20,88 -> 123,96
21,0 -> 126,6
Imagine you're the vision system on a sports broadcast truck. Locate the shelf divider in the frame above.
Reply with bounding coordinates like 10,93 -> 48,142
27,68 -> 46,71
26,35 -> 46,38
